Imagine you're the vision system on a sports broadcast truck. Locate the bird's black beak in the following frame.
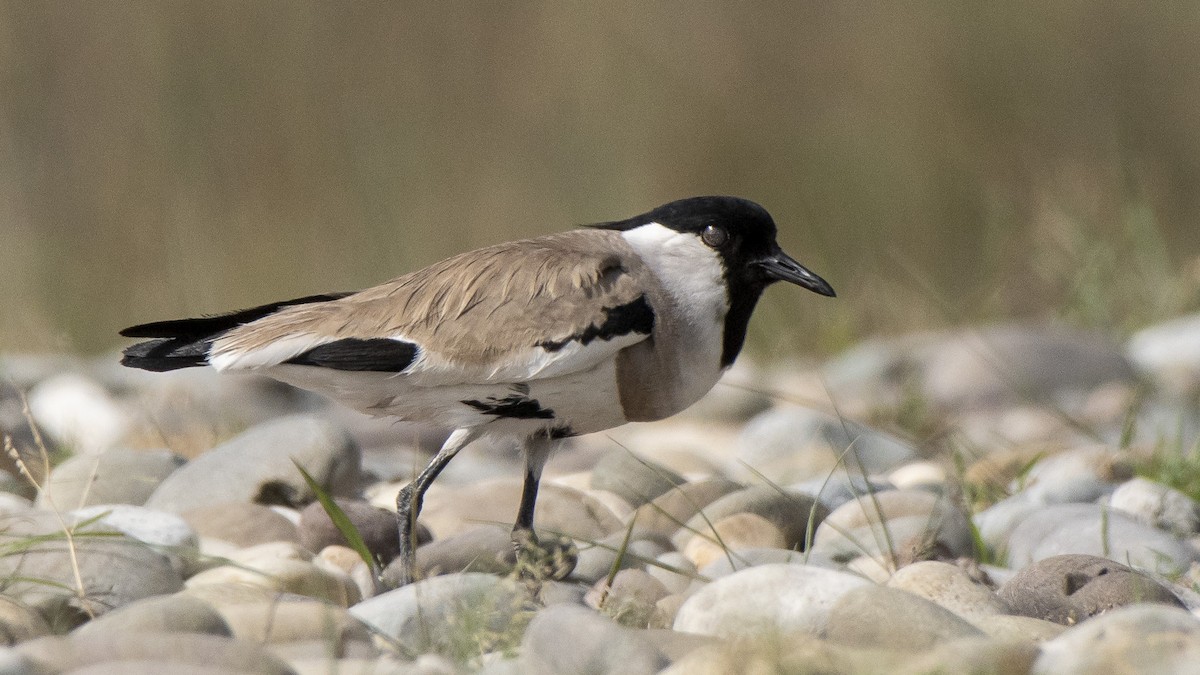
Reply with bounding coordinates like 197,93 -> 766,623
755,250 -> 836,297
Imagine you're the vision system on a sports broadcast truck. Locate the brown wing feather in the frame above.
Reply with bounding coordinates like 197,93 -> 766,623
215,230 -> 653,369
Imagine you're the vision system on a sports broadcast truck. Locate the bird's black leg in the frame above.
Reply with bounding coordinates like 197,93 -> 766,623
394,428 -> 479,586
511,432 -> 577,581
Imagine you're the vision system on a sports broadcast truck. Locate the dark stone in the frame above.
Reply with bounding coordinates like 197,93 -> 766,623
298,498 -> 400,563
997,554 -> 1185,625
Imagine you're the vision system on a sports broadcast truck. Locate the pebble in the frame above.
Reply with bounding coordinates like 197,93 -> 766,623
1033,604 -> 1200,674
1019,445 -> 1133,504
588,448 -> 686,507
1108,476 -> 1200,535
182,501 -> 300,547
673,563 -> 871,638
16,632 -> 294,674
811,489 -> 974,564
519,604 -> 665,675
68,503 -> 199,572
185,541 -> 361,606
350,573 -> 532,656
408,524 -> 515,579
71,594 -> 230,639
36,447 -> 184,510
681,512 -> 786,569
731,406 -> 916,484
997,554 -> 1184,625
886,560 -> 1009,623
144,414 -> 362,512
824,585 -> 986,651
297,497 -> 400,562
0,520 -> 183,623
585,569 -> 670,628
26,373 -> 131,455
0,597 -> 50,645
1004,504 -> 1199,574
1127,311 -> 1200,394
628,478 -> 742,539
216,597 -> 374,644
670,484 -> 828,553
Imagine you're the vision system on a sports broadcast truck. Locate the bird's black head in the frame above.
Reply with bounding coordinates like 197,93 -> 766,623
597,195 -> 835,366
599,195 -> 835,298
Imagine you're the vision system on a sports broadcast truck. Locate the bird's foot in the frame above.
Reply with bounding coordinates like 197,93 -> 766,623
509,528 -> 577,583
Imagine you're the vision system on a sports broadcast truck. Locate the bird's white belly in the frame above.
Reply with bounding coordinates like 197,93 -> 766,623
265,359 -> 628,437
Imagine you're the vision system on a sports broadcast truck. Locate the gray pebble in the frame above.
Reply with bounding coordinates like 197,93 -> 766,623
36,448 -> 184,510
824,585 -> 986,651
298,498 -> 399,563
144,415 -> 361,512
519,604 -> 665,675
589,448 -> 686,507
1033,604 -> 1200,674
673,563 -> 870,638
997,554 -> 1184,625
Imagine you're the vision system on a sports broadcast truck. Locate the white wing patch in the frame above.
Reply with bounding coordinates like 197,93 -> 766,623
208,334 -> 339,372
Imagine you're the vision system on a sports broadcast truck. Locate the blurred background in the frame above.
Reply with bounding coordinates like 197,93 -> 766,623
2,1 -> 1199,358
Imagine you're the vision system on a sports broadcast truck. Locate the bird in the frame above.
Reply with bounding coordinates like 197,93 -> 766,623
119,195 -> 835,585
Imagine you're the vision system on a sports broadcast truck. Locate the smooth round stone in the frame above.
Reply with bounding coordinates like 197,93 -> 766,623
1033,604 -> 1200,674
698,547 -> 839,579
811,489 -> 974,563
0,596 -> 50,645
69,504 -> 198,571
1109,477 -> 1200,535
0,648 -> 51,675
314,545 -> 377,601
409,524 -> 514,579
825,585 -> 986,650
647,552 -> 697,595
217,598 -> 373,644
1127,312 -> 1200,393
888,461 -> 947,491
660,630 -> 906,675
997,554 -> 1184,625
673,564 -> 871,638
886,560 -> 1009,623
0,526 -> 183,623
27,373 -> 130,455
298,498 -> 400,563
16,632 -> 293,675
182,502 -> 300,547
589,448 -> 686,507
144,415 -> 361,513
1019,446 -> 1132,505
519,604 -> 664,675
972,614 -> 1067,642
585,569 -> 670,628
1004,504 -> 1199,574
628,478 -> 742,539
894,637 -> 1039,675
824,325 -> 1136,413
186,542 -> 360,606
731,406 -> 917,484
570,534 -> 666,584
420,477 -> 621,541
974,495 -> 1045,553
71,594 -> 230,639
670,485 -> 828,553
350,573 -> 532,656
36,448 -> 184,510
790,475 -> 894,511
682,513 -> 786,569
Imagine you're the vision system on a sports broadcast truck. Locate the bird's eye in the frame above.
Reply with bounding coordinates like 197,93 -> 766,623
701,225 -> 728,248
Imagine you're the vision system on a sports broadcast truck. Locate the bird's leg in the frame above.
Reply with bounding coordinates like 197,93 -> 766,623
394,427 -> 479,586
511,432 -> 577,582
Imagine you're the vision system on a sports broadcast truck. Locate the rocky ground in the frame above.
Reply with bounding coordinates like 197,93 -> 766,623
2,316 -> 1200,674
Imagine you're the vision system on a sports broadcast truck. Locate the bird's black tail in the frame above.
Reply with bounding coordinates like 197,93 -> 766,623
119,292 -> 353,372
